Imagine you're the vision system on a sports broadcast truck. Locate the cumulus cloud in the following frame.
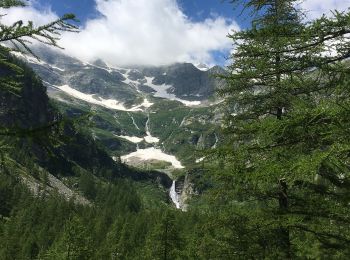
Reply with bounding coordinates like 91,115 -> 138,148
58,0 -> 238,66
0,3 -> 58,26
301,0 -> 350,20
2,0 -> 349,66
0,0 -> 238,66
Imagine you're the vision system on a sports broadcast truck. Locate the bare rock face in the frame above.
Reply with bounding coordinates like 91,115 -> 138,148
21,46 -> 225,104
20,170 -> 90,206
140,63 -> 225,100
171,174 -> 196,211
0,54 -> 54,130
1,52 -> 174,195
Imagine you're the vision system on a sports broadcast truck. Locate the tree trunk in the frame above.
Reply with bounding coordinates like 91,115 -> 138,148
279,178 -> 291,258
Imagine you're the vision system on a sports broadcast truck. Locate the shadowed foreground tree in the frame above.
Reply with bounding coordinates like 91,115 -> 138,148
0,0 -> 78,93
0,0 -> 78,153
209,0 -> 350,258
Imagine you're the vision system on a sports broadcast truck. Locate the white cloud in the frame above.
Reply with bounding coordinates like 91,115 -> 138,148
0,4 -> 58,26
1,0 -> 238,66
301,0 -> 350,20
57,0 -> 238,66
4,0 -> 348,66
0,0 -> 238,66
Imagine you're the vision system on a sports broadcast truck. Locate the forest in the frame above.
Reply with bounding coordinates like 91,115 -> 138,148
1,0 -> 350,259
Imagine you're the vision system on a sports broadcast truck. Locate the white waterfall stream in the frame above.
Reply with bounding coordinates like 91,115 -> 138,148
144,114 -> 160,143
169,181 -> 181,209
120,113 -> 184,169
120,112 -> 184,210
128,112 -> 140,130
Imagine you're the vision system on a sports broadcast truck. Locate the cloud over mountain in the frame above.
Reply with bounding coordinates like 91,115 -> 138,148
1,0 -> 349,66
1,0 -> 238,66
58,0 -> 238,66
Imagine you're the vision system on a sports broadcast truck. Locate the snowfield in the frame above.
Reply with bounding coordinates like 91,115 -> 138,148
116,135 -> 144,143
57,85 -> 152,111
144,77 -> 201,107
121,147 -> 184,169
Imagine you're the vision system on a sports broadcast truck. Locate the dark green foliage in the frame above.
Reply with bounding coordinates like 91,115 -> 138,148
143,210 -> 183,259
209,0 -> 350,258
0,169 -> 207,260
0,1 -> 77,93
1,1 -> 350,259
0,0 -> 25,8
78,171 -> 97,200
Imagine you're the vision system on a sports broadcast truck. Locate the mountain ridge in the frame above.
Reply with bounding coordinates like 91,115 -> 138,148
13,46 -> 225,106
14,46 -> 224,170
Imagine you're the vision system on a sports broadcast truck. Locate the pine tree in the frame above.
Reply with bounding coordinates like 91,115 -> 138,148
0,1 -> 77,159
143,210 -> 182,260
45,216 -> 93,260
0,0 -> 78,93
214,0 -> 350,257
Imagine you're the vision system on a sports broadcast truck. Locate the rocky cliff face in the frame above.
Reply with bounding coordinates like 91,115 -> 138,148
0,55 -> 54,130
1,52 -> 172,189
16,46 -> 224,104
10,46 -> 227,208
140,63 -> 224,100
171,173 -> 198,211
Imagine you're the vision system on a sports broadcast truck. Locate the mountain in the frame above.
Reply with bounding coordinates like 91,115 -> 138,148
0,50 -> 172,203
138,62 -> 225,100
14,46 -> 224,170
12,46 -> 226,209
15,46 -> 224,104
195,63 -> 210,71
0,52 -> 196,258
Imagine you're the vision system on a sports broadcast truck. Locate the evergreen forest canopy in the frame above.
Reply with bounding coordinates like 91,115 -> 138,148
0,0 -> 350,259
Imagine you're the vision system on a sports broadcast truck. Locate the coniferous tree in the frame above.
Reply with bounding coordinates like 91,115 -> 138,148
44,216 -> 93,260
143,210 -> 182,259
214,0 -> 350,257
0,0 -> 77,151
0,0 -> 77,93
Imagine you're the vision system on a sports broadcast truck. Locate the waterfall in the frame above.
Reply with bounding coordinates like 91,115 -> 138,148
145,114 -> 151,136
169,181 -> 181,209
128,112 -> 140,130
144,114 -> 159,143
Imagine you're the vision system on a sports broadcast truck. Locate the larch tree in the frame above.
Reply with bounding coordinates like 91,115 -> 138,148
0,0 -> 78,93
0,0 -> 77,145
211,0 -> 350,258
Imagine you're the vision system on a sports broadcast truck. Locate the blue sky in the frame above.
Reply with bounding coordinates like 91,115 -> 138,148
29,0 -> 248,66
34,0 -> 247,27
25,0 -> 242,66
33,0 -> 100,22
12,0 -> 349,66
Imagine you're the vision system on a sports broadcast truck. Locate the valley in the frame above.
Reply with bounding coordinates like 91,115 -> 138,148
14,46 -> 224,209
2,1 -> 349,257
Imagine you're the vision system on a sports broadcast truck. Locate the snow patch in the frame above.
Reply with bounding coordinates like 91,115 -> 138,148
144,77 -> 201,107
12,52 -> 65,72
117,135 -> 143,143
50,65 -> 65,72
128,113 -> 140,130
196,157 -> 205,163
12,52 -> 47,66
195,63 -> 210,71
56,85 -> 151,111
58,85 -> 140,111
140,98 -> 153,108
144,135 -> 160,144
144,114 -> 159,143
86,62 -> 113,73
121,147 -> 184,169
